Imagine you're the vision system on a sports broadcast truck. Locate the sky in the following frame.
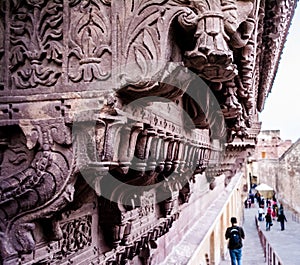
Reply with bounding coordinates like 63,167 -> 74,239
259,4 -> 300,143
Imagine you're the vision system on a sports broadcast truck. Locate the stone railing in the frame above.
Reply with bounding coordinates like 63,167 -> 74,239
255,216 -> 284,265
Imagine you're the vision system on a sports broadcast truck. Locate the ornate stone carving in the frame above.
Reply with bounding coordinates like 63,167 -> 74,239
99,188 -> 180,264
68,0 -> 111,82
180,0 -> 258,140
0,0 -> 258,140
183,0 -> 253,80
138,191 -> 155,218
72,96 -> 213,206
184,1 -> 236,82
9,0 -> 63,89
19,213 -> 94,264
206,142 -> 250,187
114,0 -> 197,100
61,215 -> 92,256
0,120 -> 75,261
0,0 -> 296,264
257,0 -> 297,111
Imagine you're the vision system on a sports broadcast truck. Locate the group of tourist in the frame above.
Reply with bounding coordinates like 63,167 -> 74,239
263,204 -> 288,231
245,191 -> 288,231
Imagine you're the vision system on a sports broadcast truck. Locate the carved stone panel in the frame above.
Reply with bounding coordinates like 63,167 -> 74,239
68,0 -> 111,83
9,0 -> 64,90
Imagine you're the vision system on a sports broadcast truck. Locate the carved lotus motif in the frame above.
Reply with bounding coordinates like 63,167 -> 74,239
184,13 -> 238,82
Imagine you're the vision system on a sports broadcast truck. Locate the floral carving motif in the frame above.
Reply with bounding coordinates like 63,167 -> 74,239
9,0 -> 63,89
21,215 -> 93,264
139,191 -> 155,218
116,0 -> 196,94
61,215 -> 92,256
68,0 -> 111,82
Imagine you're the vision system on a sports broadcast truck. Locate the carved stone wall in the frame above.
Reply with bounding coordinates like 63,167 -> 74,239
0,0 -> 297,264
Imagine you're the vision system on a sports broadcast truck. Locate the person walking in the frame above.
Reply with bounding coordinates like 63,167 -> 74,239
258,207 -> 264,221
278,204 -> 284,215
272,203 -> 278,219
225,217 -> 245,265
265,212 -> 273,231
277,206 -> 287,231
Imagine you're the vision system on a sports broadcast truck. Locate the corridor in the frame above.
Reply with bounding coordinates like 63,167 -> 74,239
220,203 -> 300,265
219,206 -> 266,265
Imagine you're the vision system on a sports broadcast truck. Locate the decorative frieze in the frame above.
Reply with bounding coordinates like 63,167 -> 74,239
257,0 -> 297,111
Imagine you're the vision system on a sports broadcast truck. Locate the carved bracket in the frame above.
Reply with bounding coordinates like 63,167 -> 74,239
0,119 -> 75,261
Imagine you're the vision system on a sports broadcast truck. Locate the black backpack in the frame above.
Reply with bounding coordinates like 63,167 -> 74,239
229,227 -> 241,248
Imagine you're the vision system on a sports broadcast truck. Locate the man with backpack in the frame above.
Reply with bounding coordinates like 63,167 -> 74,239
225,217 -> 245,265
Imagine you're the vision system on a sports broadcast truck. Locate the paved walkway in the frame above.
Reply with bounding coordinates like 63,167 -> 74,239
219,204 -> 300,265
257,206 -> 300,265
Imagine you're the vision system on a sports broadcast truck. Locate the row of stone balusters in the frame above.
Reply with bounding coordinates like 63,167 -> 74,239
110,123 -> 212,182
104,212 -> 180,265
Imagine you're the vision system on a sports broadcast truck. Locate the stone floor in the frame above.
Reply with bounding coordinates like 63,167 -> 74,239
258,207 -> 300,265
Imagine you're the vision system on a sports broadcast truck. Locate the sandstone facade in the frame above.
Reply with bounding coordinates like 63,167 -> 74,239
0,1 -> 297,264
